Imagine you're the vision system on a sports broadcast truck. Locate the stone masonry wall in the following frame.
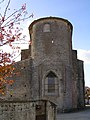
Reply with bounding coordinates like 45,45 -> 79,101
72,50 -> 78,109
0,100 -> 56,120
0,101 -> 35,120
29,17 -> 73,66
77,60 -> 85,108
0,58 -> 32,101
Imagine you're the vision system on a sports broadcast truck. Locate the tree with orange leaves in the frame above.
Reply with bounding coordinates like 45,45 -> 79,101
0,0 -> 33,95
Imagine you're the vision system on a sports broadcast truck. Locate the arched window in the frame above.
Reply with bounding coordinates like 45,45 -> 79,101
43,24 -> 50,32
45,71 -> 58,95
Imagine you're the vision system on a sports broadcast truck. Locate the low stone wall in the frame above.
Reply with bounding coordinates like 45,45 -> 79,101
0,100 -> 56,120
0,101 -> 35,120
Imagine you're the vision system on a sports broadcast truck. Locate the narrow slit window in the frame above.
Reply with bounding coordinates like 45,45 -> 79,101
43,24 -> 50,32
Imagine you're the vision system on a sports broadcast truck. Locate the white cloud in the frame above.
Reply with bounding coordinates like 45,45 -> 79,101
77,49 -> 90,64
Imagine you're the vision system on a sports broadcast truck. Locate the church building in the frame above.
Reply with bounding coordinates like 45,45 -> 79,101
1,17 -> 85,113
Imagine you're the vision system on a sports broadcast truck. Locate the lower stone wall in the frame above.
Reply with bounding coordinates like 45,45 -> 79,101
0,100 -> 56,120
0,101 -> 35,120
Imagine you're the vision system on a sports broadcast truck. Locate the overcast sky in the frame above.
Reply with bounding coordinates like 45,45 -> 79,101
2,0 -> 90,87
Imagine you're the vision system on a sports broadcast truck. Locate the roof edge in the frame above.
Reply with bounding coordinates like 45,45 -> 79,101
28,17 -> 73,31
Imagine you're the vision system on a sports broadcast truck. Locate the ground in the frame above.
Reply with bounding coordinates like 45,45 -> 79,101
57,106 -> 90,120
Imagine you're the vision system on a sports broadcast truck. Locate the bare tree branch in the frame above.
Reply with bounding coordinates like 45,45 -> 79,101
0,0 -> 4,4
4,0 -> 10,18
4,8 -> 21,22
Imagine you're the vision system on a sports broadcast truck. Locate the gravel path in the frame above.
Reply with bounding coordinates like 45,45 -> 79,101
57,106 -> 90,120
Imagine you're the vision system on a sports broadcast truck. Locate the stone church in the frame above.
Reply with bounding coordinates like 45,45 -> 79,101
0,17 -> 85,116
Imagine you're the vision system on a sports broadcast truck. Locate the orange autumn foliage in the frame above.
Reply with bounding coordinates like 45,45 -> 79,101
0,64 -> 15,94
0,0 -> 33,95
